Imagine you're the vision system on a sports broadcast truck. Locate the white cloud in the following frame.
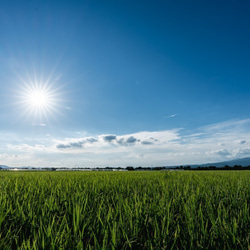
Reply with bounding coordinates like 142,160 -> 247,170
0,153 -> 18,159
237,148 -> 250,156
56,137 -> 98,150
7,143 -> 48,152
215,149 -> 232,156
1,119 -> 250,168
55,129 -> 180,151
240,140 -> 247,144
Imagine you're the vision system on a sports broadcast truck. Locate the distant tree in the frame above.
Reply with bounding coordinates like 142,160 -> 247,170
126,166 -> 135,171
209,166 -> 217,170
233,165 -> 242,169
154,167 -> 165,171
136,166 -> 143,170
224,165 -> 231,170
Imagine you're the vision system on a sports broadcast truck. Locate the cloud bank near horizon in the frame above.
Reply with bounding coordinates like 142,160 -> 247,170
1,119 -> 250,168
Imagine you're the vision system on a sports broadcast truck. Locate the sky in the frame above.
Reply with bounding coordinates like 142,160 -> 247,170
0,0 -> 250,168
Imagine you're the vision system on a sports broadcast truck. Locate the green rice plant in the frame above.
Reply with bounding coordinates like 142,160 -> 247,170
0,170 -> 250,249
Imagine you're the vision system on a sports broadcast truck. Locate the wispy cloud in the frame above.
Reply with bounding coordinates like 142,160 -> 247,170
32,123 -> 46,127
164,114 -> 178,119
201,118 -> 250,132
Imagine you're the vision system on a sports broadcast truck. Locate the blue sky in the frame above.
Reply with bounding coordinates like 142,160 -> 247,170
0,0 -> 250,167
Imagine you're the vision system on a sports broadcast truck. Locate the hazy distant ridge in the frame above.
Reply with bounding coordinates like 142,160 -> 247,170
2,157 -> 250,169
189,157 -> 250,168
0,165 -> 10,169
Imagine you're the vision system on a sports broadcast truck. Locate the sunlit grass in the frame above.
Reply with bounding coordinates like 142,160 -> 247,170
0,171 -> 250,249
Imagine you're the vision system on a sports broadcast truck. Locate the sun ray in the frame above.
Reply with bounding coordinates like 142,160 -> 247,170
15,73 -> 64,124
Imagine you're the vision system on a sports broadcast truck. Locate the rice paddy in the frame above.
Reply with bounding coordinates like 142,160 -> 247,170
0,170 -> 250,249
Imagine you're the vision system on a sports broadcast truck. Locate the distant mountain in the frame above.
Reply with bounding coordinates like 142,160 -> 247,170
2,157 -> 250,170
193,157 -> 250,168
0,165 -> 10,169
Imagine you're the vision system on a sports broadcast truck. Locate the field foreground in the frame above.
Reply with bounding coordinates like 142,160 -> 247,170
0,171 -> 250,249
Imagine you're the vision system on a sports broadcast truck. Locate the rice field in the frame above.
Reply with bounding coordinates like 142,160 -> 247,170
0,170 -> 250,249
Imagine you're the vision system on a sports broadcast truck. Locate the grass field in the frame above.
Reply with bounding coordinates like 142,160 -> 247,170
0,170 -> 250,249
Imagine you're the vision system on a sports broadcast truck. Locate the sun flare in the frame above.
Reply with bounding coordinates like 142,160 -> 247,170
18,79 -> 61,121
27,90 -> 49,108
23,86 -> 54,113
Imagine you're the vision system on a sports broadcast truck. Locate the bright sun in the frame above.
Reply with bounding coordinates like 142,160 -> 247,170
18,79 -> 60,121
27,90 -> 49,108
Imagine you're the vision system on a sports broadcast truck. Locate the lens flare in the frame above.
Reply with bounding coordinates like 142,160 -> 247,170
17,76 -> 62,122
